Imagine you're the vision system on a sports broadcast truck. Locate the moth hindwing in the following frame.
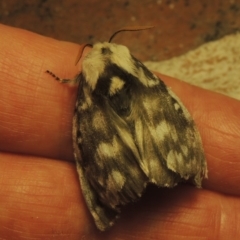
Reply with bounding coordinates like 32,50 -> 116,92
46,39 -> 207,231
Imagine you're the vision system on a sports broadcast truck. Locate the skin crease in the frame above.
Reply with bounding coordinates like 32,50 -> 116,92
0,24 -> 240,239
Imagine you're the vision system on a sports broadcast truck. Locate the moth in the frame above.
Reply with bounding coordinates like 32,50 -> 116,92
46,27 -> 207,231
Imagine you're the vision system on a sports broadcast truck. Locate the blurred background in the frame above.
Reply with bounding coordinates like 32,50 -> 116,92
0,0 -> 239,61
1,0 -> 240,98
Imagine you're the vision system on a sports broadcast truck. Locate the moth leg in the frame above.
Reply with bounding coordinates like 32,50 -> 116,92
46,70 -> 78,85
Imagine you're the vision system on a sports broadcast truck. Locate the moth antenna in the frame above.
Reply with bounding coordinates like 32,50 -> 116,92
108,26 -> 154,43
75,43 -> 93,65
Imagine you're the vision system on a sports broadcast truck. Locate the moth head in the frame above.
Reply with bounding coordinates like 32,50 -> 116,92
75,26 -> 153,65
80,42 -> 132,91
75,26 -> 154,91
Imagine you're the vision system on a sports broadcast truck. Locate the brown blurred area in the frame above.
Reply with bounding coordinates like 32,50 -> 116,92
0,0 -> 240,61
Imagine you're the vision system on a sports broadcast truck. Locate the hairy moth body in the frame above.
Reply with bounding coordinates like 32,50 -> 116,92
47,41 -> 207,231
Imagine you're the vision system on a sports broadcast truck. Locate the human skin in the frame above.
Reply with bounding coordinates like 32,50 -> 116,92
0,24 -> 240,239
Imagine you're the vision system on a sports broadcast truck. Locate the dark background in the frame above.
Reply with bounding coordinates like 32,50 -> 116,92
1,0 -> 240,61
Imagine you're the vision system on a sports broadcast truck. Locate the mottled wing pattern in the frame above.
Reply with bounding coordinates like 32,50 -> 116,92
73,74 -> 148,230
130,58 -> 206,187
71,43 -> 207,231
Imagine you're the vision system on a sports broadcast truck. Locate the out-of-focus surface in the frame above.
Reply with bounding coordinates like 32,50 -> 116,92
1,0 -> 240,61
145,33 -> 240,100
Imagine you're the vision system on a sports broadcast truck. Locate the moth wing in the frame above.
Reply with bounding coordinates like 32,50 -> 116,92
100,57 -> 207,188
75,160 -> 117,231
73,77 -> 148,230
127,60 -> 207,187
